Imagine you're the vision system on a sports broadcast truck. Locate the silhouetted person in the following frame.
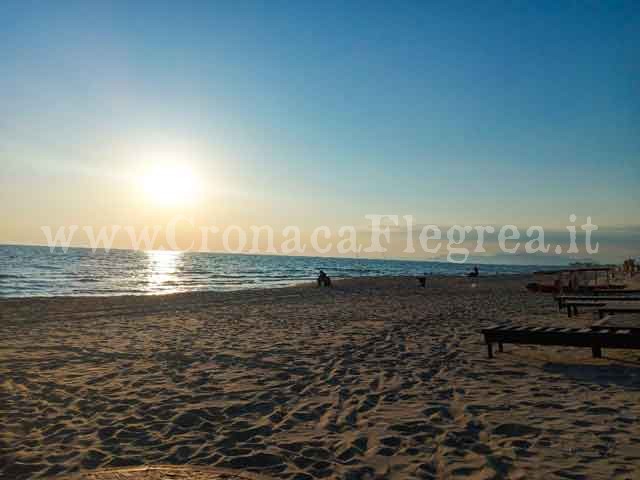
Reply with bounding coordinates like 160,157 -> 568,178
317,270 -> 332,287
468,265 -> 479,277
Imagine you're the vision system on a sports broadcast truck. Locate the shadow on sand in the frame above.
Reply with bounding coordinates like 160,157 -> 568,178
543,361 -> 640,390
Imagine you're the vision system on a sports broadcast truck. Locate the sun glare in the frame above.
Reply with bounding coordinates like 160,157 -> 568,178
141,164 -> 200,207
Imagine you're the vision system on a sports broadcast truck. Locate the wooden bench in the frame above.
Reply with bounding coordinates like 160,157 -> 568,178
481,324 -> 640,359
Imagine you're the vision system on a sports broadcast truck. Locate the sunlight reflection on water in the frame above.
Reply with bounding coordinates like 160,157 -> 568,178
145,249 -> 182,293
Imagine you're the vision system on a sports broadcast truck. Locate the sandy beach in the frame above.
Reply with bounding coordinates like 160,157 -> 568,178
1,275 -> 639,479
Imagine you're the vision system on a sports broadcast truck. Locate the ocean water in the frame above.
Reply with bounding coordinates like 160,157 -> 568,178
0,245 -> 549,298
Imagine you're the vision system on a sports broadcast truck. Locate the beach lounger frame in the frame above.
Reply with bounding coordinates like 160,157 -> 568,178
482,325 -> 640,359
597,305 -> 640,319
555,296 -> 640,317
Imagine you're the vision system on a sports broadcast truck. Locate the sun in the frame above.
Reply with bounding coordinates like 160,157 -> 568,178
141,164 -> 200,207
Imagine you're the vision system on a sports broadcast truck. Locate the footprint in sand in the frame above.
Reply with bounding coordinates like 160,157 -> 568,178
357,394 -> 380,413
491,423 -> 541,437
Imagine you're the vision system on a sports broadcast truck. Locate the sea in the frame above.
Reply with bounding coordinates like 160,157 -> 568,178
0,245 -> 553,298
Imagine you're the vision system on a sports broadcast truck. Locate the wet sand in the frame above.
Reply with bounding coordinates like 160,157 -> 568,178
1,276 -> 639,479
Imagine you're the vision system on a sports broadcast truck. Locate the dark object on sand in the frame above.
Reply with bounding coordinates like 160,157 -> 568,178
317,270 -> 332,287
417,276 -> 426,287
467,266 -> 479,277
482,324 -> 640,359
526,282 -> 557,293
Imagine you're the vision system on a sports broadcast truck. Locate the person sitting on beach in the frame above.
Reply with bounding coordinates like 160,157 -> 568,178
317,270 -> 332,287
467,265 -> 479,277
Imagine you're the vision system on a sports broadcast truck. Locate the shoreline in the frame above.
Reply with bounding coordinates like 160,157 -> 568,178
0,273 -> 531,303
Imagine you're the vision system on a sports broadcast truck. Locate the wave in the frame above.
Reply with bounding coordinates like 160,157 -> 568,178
0,273 -> 22,279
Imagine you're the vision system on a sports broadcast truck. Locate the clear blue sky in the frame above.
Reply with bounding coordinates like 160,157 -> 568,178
1,1 -> 638,236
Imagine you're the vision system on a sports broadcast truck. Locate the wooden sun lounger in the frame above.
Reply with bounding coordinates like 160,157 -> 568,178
482,324 -> 640,359
591,288 -> 640,294
564,300 -> 607,317
556,295 -> 640,311
597,304 -> 640,319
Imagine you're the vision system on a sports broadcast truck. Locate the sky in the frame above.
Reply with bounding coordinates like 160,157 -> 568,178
1,1 -> 638,260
